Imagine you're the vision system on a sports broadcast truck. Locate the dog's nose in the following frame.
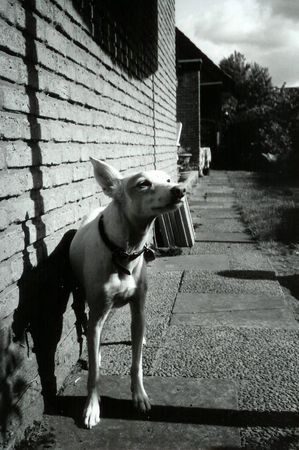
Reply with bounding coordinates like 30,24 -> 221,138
170,185 -> 186,201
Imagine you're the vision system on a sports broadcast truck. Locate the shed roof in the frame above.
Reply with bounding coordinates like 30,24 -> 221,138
176,28 -> 234,90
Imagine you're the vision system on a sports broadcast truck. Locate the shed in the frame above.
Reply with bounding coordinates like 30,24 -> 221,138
176,28 -> 234,168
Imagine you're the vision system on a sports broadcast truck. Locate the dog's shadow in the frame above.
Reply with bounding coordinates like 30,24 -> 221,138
53,395 -> 299,429
12,230 -> 87,409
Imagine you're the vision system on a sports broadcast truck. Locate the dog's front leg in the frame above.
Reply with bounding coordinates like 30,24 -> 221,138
84,306 -> 110,429
130,299 -> 151,412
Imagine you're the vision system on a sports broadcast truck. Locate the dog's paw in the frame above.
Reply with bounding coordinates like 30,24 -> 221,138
83,395 -> 100,429
132,390 -> 151,413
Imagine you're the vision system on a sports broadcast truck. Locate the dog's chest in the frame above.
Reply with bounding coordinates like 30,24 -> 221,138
104,273 -> 137,306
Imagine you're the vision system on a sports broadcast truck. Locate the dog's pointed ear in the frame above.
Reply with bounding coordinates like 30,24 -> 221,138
90,157 -> 122,197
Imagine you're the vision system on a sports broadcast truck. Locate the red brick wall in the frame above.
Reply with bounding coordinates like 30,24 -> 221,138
0,0 -> 176,442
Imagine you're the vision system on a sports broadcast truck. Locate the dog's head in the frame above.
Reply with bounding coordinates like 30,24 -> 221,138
90,158 -> 186,219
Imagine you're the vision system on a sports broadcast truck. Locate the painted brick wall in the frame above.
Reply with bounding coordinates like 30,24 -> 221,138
0,0 -> 176,443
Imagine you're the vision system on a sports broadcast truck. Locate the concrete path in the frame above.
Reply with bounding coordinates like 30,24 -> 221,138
45,171 -> 299,450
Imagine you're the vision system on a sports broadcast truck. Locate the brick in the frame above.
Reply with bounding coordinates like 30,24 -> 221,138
0,0 -> 25,29
4,141 -> 32,168
0,51 -> 27,85
0,263 -> 11,293
40,223 -> 76,256
0,169 -> 33,199
0,112 -> 31,140
42,164 -> 74,188
54,0 -> 89,31
39,141 -> 79,165
0,81 -> 29,114
0,193 -> 36,226
13,0 -> 26,29
0,207 -> 9,230
0,225 -> 24,262
42,186 -> 66,212
0,148 -> 6,170
72,162 -> 92,182
0,254 -> 23,293
0,16 -> 25,56
0,283 -> 19,319
0,0 -> 15,24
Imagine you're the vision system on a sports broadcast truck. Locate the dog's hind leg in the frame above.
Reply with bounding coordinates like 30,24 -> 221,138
83,303 -> 111,429
130,298 -> 151,412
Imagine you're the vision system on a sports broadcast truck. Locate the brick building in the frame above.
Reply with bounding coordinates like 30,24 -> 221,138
0,0 -> 177,443
176,28 -> 233,167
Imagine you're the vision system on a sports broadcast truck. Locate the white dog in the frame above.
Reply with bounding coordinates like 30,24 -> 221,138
69,158 -> 185,428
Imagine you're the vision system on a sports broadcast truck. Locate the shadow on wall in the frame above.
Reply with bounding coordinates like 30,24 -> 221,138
3,0 -> 158,436
71,0 -> 158,80
1,2 -> 86,436
12,230 -> 87,408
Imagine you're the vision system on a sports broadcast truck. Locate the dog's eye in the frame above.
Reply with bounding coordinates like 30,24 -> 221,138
137,180 -> 152,189
167,179 -> 171,183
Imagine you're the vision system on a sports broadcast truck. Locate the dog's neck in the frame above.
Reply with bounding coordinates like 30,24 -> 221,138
102,200 -> 154,253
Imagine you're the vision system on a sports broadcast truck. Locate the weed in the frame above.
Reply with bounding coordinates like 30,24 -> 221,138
0,334 -> 25,445
14,420 -> 56,450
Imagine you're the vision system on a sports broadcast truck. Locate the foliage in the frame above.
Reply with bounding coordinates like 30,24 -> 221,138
220,52 -> 299,170
0,335 -> 25,446
15,421 -> 56,450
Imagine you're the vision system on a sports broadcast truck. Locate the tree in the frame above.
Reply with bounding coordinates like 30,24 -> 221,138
220,51 -> 273,108
220,52 -> 299,171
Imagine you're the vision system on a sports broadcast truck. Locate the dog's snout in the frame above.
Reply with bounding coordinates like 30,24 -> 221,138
170,185 -> 186,200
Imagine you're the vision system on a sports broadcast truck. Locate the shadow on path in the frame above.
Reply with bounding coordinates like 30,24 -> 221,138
53,395 -> 299,429
218,270 -> 299,302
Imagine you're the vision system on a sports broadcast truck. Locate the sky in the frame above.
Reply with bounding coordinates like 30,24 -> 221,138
175,0 -> 299,87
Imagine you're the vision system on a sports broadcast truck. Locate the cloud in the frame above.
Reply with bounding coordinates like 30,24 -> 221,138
176,0 -> 299,86
265,0 -> 299,21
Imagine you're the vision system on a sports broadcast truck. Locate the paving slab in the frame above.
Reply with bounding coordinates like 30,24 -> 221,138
151,325 -> 299,381
228,252 -> 275,272
193,217 -> 247,233
200,178 -> 229,183
171,307 -> 296,328
195,231 -> 254,243
189,201 -> 236,209
171,292 -> 295,329
47,376 -> 241,450
181,270 -> 283,296
173,293 -> 288,314
190,208 -> 240,219
148,255 -> 230,272
200,182 -> 230,187
239,379 -> 299,450
189,242 -> 259,255
193,187 -> 234,194
190,196 -> 236,203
